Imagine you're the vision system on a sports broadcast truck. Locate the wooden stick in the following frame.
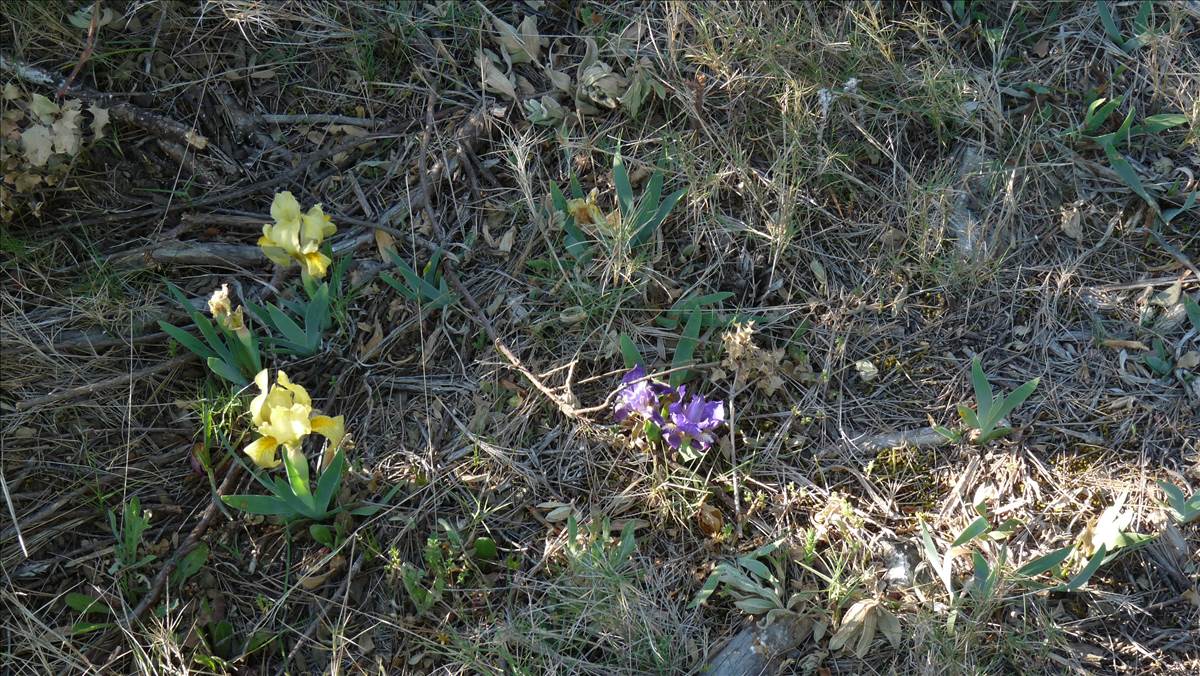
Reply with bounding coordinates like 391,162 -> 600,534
409,92 -> 578,420
15,353 -> 196,411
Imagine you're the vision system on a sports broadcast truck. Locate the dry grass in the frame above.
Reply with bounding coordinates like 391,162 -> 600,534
2,1 -> 1198,674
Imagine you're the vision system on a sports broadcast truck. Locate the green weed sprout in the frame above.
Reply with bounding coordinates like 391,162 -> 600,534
1158,480 -> 1200,524
938,357 -> 1038,444
691,539 -> 797,616
381,248 -> 456,309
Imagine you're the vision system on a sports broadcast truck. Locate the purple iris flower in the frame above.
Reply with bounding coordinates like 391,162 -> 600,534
664,386 -> 726,452
613,365 -> 670,423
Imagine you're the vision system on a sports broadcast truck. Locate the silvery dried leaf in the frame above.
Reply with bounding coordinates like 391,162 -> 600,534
476,49 -> 518,100
829,598 -> 877,653
854,359 -> 879,382
545,68 -> 572,93
69,4 -> 116,29
20,125 -> 54,166
89,104 -> 110,137
491,13 -> 544,64
579,37 -> 599,72
578,62 -> 627,109
29,94 -> 59,124
51,100 -> 83,155
525,95 -> 565,125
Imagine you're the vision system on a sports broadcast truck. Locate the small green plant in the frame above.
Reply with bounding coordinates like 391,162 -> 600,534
222,449 -> 349,522
159,283 -> 261,386
1158,480 -> 1200,524
654,291 -> 733,330
1141,338 -> 1174,377
619,305 -> 703,388
691,539 -> 799,618
244,278 -> 333,357
1097,0 -> 1158,53
399,537 -> 451,614
563,514 -> 638,575
381,248 -> 456,309
1184,295 -> 1200,331
1078,96 -> 1193,226
549,150 -> 686,260
613,151 -> 687,249
937,357 -> 1039,444
108,496 -> 154,599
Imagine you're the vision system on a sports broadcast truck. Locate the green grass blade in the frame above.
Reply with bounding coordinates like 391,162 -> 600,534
1185,295 -> 1200,332
281,447 -> 314,512
304,285 -> 329,350
1103,143 -> 1154,206
996,377 -> 1039,421
956,404 -> 980,431
1084,96 -> 1121,134
550,182 -> 568,212
670,308 -> 702,387
1096,0 -> 1125,48
265,303 -> 307,346
1016,546 -> 1072,577
628,171 -> 664,240
1131,113 -> 1188,136
158,322 -> 215,359
613,152 -> 634,219
222,494 -> 292,516
193,314 -> 236,368
206,356 -> 247,386
952,515 -> 992,546
1156,480 -> 1186,508
619,334 -> 644,368
1130,0 -> 1151,44
970,357 -> 994,421
314,449 -> 345,514
632,187 -> 686,248
380,273 -> 417,301
1065,544 -> 1107,591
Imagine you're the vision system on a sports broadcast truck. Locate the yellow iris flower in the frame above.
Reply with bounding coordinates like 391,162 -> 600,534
244,369 -> 346,469
566,189 -> 605,226
208,284 -> 232,319
258,191 -> 337,279
207,284 -> 247,332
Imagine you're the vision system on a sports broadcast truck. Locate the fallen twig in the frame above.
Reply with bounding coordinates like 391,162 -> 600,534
123,461 -> 242,625
410,92 -> 578,420
847,426 -> 953,452
1,53 -> 207,150
74,130 -> 406,227
16,352 -> 196,411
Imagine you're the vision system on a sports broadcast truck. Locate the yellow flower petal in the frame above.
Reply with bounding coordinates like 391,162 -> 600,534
311,414 -> 344,447
301,251 -> 332,279
260,403 -> 312,446
244,435 -> 281,468
278,371 -> 311,408
257,240 -> 293,267
311,414 -> 346,469
207,284 -> 232,319
300,204 -> 336,245
270,191 -> 302,228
